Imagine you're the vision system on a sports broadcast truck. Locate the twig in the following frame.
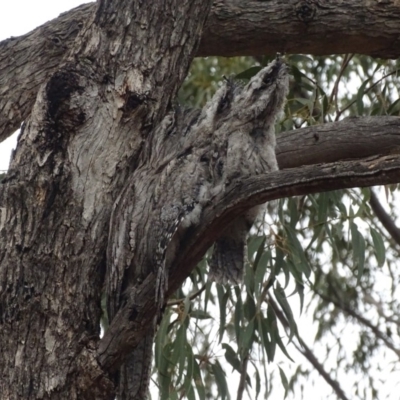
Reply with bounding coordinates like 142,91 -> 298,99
316,290 -> 400,359
267,295 -> 351,400
236,352 -> 250,400
338,68 -> 400,118
329,54 -> 354,120
369,189 -> 400,247
166,284 -> 207,307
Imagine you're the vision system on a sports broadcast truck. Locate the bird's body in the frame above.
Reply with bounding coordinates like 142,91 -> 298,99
152,58 -> 289,287
208,58 -> 289,284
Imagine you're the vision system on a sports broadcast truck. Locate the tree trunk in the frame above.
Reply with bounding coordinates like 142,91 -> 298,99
0,0 -> 212,398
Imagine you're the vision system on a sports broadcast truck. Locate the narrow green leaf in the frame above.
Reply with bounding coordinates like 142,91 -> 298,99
275,246 -> 286,280
274,283 -> 298,341
159,345 -> 172,400
258,315 -> 275,362
182,296 -> 191,322
350,221 -> 366,283
244,256 -> 255,293
242,319 -> 255,352
325,223 -> 340,259
217,285 -> 228,342
278,366 -> 289,393
254,251 -> 270,297
204,279 -> 212,313
358,234 -> 366,282
186,385 -> 196,400
193,358 -> 205,400
317,192 -> 329,224
234,287 -> 243,345
296,282 -> 305,314
155,311 -> 170,369
190,309 -> 212,320
161,387 -> 177,400
248,236 -> 266,266
291,64 -> 303,84
244,294 -> 256,321
183,344 -> 194,393
356,78 -> 371,115
174,324 -> 188,385
370,227 -> 386,266
222,343 -> 242,373
388,98 -> 400,115
290,54 -> 314,63
211,361 -> 228,400
265,309 -> 277,362
275,329 -> 295,362
267,307 -> 294,362
255,365 -> 261,400
285,225 -> 312,279
322,94 -> 329,115
212,361 -> 228,400
288,198 -> 300,228
297,98 -> 315,118
235,66 -> 263,80
286,259 -> 301,284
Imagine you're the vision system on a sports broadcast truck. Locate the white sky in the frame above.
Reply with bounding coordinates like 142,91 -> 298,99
0,1 -> 90,39
0,0 -> 91,171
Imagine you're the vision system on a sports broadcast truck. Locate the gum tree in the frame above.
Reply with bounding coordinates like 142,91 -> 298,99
1,1 -> 400,399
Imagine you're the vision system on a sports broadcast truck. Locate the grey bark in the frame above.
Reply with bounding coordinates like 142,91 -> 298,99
98,152 -> 400,372
0,0 -> 213,398
2,0 -> 400,143
276,116 -> 400,169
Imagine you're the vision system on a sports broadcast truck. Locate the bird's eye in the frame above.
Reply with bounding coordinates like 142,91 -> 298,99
263,76 -> 272,85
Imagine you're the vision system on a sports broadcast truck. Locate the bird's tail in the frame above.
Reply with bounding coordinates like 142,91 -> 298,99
209,232 -> 247,285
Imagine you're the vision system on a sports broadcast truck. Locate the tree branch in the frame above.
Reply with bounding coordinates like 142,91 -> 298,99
267,295 -> 350,400
2,114 -> 400,190
200,0 -> 400,58
369,189 -> 400,247
276,116 -> 400,169
2,0 -> 400,141
97,153 -> 400,371
0,3 -> 91,142
316,290 -> 400,360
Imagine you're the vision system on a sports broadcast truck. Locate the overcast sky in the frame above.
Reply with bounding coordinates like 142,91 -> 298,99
0,0 -> 90,171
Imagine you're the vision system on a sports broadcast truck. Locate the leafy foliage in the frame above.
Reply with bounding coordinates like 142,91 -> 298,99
148,55 -> 400,399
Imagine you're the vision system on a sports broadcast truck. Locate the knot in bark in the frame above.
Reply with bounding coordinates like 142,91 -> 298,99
295,1 -> 317,23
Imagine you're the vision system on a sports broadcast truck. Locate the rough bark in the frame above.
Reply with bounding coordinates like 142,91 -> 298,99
96,152 -> 400,370
276,116 -> 400,169
0,4 -> 90,144
2,0 -> 400,143
2,1 -> 400,400
0,0 -> 213,398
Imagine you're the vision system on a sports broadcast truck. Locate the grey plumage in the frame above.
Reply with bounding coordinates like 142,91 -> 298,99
136,58 -> 288,304
208,57 -> 289,284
